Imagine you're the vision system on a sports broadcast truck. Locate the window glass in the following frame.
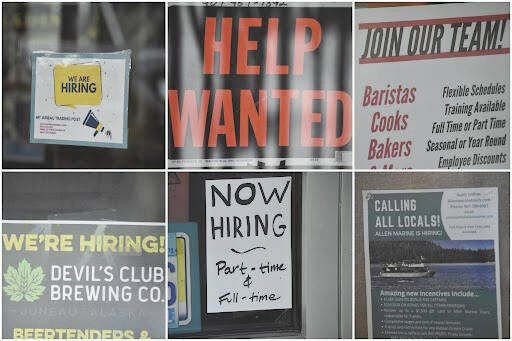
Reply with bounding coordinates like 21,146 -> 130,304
3,172 -> 165,222
2,172 -> 167,338
3,3 -> 165,169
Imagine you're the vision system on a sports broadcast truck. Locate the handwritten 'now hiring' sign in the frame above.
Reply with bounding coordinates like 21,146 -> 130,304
205,177 -> 292,313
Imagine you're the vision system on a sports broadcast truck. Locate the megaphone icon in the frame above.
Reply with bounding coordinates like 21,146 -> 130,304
83,110 -> 104,137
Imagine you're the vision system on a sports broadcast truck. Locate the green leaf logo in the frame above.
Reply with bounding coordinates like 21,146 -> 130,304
3,259 -> 45,302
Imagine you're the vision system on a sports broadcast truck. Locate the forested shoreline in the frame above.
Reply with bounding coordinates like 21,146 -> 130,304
369,240 -> 495,264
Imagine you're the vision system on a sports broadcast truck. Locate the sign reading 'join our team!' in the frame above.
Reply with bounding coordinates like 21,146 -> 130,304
205,177 -> 292,313
30,51 -> 131,149
355,3 -> 510,169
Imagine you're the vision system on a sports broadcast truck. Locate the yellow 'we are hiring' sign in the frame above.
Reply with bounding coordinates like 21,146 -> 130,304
53,64 -> 102,107
31,51 -> 130,149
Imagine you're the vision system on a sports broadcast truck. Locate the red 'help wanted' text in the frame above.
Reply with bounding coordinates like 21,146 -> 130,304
169,17 -> 352,148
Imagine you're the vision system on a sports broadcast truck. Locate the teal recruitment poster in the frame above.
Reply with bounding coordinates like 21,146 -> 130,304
363,188 -> 501,338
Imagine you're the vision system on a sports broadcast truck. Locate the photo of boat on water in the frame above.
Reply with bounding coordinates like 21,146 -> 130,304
369,240 -> 496,290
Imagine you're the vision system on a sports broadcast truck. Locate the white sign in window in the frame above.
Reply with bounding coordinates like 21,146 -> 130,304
205,177 -> 293,313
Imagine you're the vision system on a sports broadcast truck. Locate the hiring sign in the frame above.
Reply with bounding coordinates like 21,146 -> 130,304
355,3 -> 510,169
205,177 -> 292,313
2,223 -> 166,339
363,188 -> 501,338
53,64 -> 102,107
30,51 -> 131,149
169,5 -> 352,167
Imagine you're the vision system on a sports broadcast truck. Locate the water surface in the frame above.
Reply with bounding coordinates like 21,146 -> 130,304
370,263 -> 496,289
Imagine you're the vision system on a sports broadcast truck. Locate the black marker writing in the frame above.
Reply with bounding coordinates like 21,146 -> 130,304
231,246 -> 266,254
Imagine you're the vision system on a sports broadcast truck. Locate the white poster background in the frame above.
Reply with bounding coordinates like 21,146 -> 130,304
205,177 -> 292,313
32,56 -> 127,145
355,3 -> 510,169
362,187 -> 501,338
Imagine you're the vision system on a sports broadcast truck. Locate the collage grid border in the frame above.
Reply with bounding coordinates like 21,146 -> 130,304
0,0 -> 511,339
